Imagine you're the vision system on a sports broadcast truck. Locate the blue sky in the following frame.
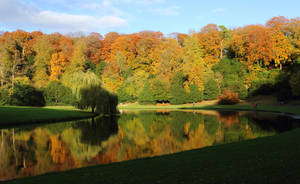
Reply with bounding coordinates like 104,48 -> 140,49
0,0 -> 299,35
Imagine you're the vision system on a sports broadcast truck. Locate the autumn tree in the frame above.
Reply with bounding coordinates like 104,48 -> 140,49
182,34 -> 205,89
198,24 -> 222,65
32,35 -> 54,88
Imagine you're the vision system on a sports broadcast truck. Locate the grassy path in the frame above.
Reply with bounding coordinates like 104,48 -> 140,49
0,106 -> 95,127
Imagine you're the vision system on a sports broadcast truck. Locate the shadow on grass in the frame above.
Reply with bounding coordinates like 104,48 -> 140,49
0,106 -> 96,128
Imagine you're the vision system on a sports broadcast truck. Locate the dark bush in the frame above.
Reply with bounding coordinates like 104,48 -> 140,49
9,84 -> 45,106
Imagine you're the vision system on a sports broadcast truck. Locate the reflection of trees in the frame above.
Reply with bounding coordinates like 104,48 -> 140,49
217,111 -> 240,126
0,111 -> 285,180
72,116 -> 118,145
246,113 -> 300,133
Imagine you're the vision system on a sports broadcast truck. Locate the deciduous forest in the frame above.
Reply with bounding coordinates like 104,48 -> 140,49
0,16 -> 299,107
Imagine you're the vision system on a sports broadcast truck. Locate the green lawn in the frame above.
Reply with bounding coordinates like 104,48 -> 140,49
181,105 -> 300,115
5,128 -> 300,184
119,104 -> 300,115
0,106 -> 95,127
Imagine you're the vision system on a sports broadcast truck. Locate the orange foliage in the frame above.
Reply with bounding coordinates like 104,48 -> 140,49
198,24 -> 222,65
49,52 -> 69,81
218,90 -> 240,105
49,135 -> 68,164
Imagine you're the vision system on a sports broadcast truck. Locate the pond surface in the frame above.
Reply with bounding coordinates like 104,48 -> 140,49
0,110 -> 299,180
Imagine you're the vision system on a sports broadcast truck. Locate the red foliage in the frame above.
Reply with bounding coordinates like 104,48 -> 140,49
218,90 -> 240,105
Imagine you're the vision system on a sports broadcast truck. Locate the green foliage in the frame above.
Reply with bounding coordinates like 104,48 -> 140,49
151,79 -> 169,102
9,84 -> 45,106
213,58 -> 248,99
289,69 -> 300,97
170,72 -> 188,104
44,81 -> 75,105
117,83 -> 137,103
138,81 -> 155,105
78,85 -> 118,114
0,86 -> 10,105
94,62 -> 107,77
248,69 -> 282,96
186,84 -> 203,103
61,70 -> 101,99
204,78 -> 220,100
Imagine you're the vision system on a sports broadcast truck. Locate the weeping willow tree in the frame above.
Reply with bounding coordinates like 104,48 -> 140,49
62,71 -> 118,114
61,70 -> 101,99
78,85 -> 118,114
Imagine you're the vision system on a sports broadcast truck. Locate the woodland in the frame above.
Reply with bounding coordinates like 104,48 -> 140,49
0,16 -> 299,110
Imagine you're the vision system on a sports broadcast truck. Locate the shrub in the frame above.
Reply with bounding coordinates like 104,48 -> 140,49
289,70 -> 300,97
0,86 -> 9,105
44,81 -> 75,105
218,91 -> 240,105
9,84 -> 45,106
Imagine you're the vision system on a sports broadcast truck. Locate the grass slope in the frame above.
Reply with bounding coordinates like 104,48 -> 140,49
0,106 -> 94,127
5,128 -> 300,184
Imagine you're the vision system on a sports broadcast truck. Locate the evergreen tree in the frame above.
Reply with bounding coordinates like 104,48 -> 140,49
204,78 -> 220,100
170,72 -> 188,104
138,81 -> 155,104
188,84 -> 203,103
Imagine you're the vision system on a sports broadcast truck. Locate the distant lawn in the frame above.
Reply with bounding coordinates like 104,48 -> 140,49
181,105 -> 300,115
5,127 -> 300,184
119,104 -> 300,115
0,106 -> 95,127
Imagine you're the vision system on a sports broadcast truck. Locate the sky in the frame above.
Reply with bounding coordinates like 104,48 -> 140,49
0,0 -> 299,35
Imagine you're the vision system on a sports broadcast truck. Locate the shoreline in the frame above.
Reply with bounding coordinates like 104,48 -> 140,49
119,104 -> 300,115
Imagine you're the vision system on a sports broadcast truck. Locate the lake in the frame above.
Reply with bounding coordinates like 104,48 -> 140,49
1,110 -> 299,180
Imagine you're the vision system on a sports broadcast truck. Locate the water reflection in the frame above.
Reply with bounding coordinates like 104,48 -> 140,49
0,110 -> 299,180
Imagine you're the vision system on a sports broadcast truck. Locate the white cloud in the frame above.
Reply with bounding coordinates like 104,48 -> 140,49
153,6 -> 179,16
212,8 -> 225,13
35,11 -> 127,32
0,0 -> 127,33
110,0 -> 165,5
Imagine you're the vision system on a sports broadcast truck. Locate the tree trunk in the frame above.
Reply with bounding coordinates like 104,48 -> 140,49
280,63 -> 282,70
220,39 -> 224,59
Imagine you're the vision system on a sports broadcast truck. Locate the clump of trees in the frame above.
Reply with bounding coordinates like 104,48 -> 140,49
0,16 -> 299,106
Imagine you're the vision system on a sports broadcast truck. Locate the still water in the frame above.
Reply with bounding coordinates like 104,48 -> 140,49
0,110 -> 299,180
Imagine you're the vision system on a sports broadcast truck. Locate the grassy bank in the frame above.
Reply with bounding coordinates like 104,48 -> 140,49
5,128 -> 300,184
0,106 -> 95,127
119,104 -> 300,115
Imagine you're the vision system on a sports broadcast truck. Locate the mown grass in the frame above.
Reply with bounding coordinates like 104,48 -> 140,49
5,128 -> 300,184
181,105 -> 300,115
0,106 -> 95,127
119,104 -> 300,115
